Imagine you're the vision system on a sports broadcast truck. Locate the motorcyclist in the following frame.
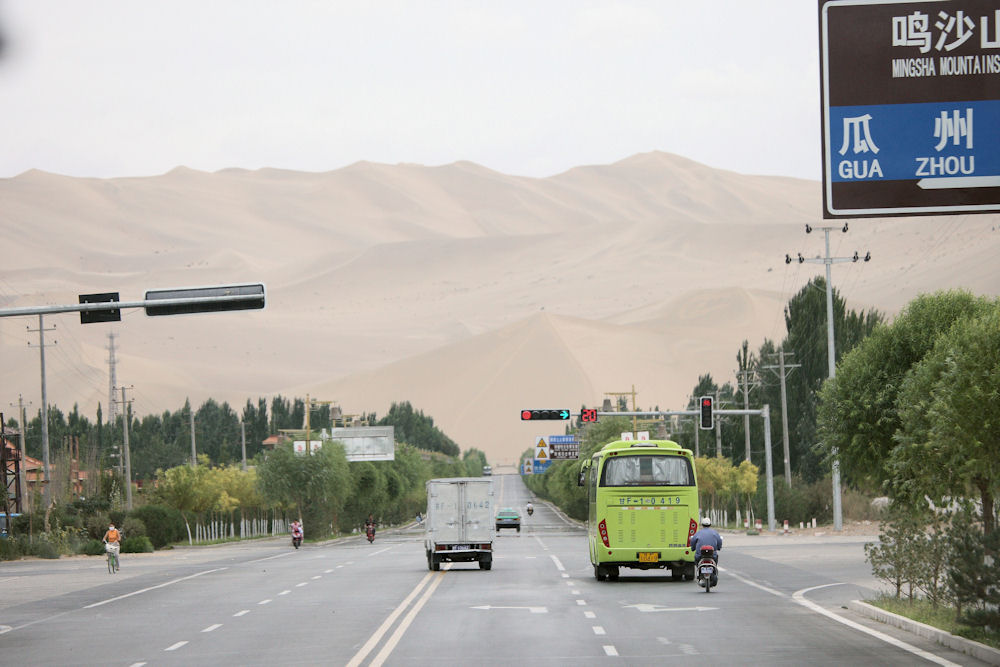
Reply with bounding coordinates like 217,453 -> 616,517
291,520 -> 303,546
689,517 -> 722,568
364,514 -> 376,536
526,502 -> 534,515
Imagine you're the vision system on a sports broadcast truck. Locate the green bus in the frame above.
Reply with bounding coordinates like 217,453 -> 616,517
578,439 -> 699,581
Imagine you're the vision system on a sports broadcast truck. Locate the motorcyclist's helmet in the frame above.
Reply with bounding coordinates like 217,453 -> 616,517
701,517 -> 711,527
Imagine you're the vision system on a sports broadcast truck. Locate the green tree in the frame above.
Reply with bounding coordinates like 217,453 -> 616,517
256,442 -> 351,537
817,290 -> 995,491
891,305 -> 1000,535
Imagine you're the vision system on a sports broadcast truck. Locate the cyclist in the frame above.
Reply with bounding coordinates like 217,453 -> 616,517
103,523 -> 122,569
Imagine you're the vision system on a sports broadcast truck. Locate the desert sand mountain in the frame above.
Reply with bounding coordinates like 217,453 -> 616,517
2,151 -> 998,464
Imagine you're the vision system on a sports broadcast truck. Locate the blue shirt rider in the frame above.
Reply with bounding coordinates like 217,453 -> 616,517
690,517 -> 723,564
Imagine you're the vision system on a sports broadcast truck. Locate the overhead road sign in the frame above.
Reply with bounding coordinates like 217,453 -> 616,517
819,0 -> 1000,217
520,409 -> 570,420
145,283 -> 265,316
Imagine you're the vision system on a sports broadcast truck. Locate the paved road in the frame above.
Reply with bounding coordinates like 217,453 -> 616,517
0,474 -> 989,666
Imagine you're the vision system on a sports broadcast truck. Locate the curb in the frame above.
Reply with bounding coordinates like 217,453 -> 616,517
848,600 -> 1000,666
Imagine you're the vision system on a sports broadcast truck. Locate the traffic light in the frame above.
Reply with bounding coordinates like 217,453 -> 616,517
699,396 -> 713,430
521,409 -> 571,421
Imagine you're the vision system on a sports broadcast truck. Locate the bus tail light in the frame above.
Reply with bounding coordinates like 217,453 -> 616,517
598,519 -> 610,547
687,518 -> 697,546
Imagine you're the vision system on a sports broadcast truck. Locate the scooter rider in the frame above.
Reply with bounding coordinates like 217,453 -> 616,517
689,517 -> 722,567
526,502 -> 534,515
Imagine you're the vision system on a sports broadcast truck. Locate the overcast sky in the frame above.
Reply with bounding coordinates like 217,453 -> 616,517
0,2 -> 821,180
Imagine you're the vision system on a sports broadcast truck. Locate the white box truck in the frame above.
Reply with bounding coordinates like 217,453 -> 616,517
425,477 -> 495,571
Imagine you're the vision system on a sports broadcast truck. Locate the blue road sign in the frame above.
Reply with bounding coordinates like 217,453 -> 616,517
820,0 -> 1000,217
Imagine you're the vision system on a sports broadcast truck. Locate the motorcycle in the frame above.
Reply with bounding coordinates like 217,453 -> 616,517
292,533 -> 302,549
366,524 -> 375,543
696,545 -> 718,593
526,504 -> 534,517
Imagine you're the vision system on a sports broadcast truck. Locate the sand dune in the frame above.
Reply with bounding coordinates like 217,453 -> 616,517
2,151 -> 998,464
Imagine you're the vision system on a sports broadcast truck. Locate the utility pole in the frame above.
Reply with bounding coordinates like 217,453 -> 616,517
786,223 -> 871,530
735,368 -> 760,462
107,333 -> 119,422
115,386 -> 134,509
763,350 -> 801,487
240,421 -> 247,471
714,390 -> 722,457
27,314 -> 56,507
11,395 -> 31,512
190,407 -> 197,467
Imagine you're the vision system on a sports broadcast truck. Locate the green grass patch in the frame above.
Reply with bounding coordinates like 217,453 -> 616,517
869,595 -> 1000,650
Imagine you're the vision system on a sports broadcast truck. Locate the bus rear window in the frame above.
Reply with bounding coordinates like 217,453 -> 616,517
600,455 -> 694,487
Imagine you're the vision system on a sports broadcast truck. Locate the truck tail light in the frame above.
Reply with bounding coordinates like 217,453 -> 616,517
598,519 -> 610,547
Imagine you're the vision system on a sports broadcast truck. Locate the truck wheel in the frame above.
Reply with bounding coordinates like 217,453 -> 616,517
479,557 -> 492,571
426,550 -> 433,571
431,554 -> 440,571
516,526 -> 520,533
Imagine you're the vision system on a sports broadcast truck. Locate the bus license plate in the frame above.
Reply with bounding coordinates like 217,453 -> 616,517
638,552 -> 659,563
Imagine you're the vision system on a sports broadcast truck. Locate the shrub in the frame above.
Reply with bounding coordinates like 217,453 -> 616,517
81,539 -> 107,556
31,538 -> 60,559
129,505 -> 186,548
121,536 -> 154,553
123,516 -> 147,539
0,537 -> 23,560
85,514 -> 112,540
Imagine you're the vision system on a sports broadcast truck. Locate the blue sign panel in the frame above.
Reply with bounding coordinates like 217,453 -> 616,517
548,435 -> 579,444
820,0 -> 1000,217
533,459 -> 552,473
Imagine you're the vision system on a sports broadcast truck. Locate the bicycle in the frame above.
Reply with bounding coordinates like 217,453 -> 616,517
106,543 -> 120,574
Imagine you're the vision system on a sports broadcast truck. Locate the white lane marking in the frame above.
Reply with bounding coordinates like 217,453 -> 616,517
571,589 -> 580,595
561,573 -> 569,578
325,569 -> 334,573
680,644 -> 698,655
278,590 -> 291,596
584,611 -> 596,619
164,641 -> 188,652
296,582 -> 308,587
533,535 -> 549,551
471,605 -> 547,613
576,599 -> 587,606
593,626 -> 606,635
624,604 -> 716,613
370,570 -> 446,666
0,625 -> 11,634
312,575 -> 322,580
128,663 -> 147,667
346,571 -> 436,667
84,568 -> 227,609
369,547 -> 392,557
793,585 -> 960,667
258,599 -> 272,605
202,624 -> 222,633
246,552 -> 295,564
603,645 -> 619,656
721,566 -> 785,597
233,610 -> 250,617
550,555 -> 566,572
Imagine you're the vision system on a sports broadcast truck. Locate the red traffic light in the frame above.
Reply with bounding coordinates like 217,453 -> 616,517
521,410 -> 533,420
